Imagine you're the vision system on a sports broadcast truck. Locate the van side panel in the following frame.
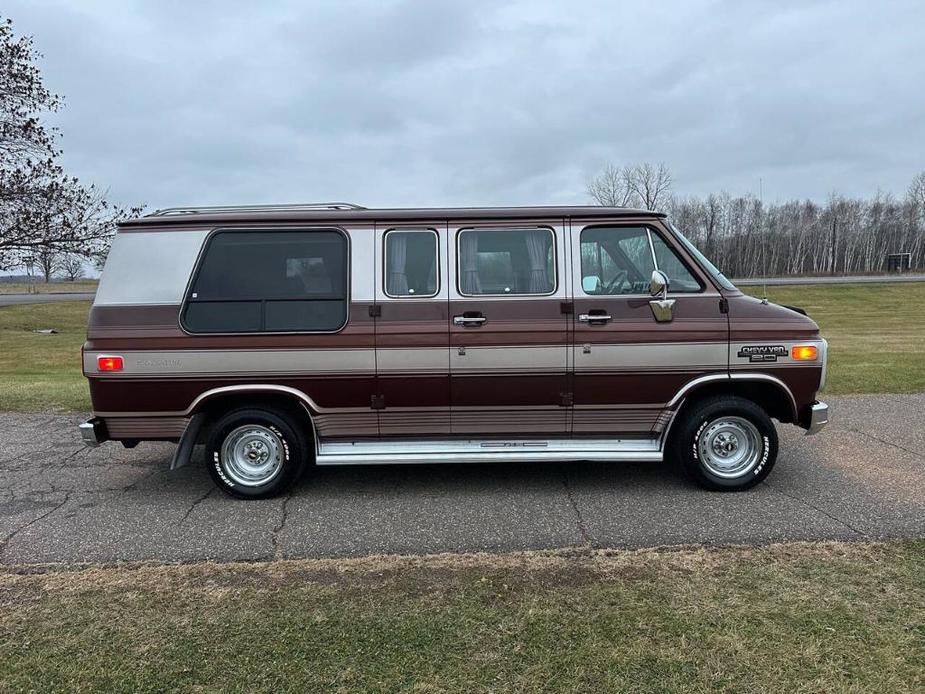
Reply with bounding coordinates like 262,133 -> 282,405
84,226 -> 380,440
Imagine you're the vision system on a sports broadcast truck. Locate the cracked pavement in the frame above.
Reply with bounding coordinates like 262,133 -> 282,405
1,394 -> 923,564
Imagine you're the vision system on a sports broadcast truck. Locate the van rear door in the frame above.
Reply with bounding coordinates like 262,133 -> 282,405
374,223 -> 451,436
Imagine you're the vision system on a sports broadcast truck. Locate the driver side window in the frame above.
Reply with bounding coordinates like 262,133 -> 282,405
580,226 -> 655,295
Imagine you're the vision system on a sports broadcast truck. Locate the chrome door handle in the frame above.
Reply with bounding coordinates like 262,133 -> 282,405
578,313 -> 611,323
453,315 -> 487,326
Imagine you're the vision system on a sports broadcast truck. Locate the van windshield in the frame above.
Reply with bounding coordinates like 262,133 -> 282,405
667,222 -> 737,291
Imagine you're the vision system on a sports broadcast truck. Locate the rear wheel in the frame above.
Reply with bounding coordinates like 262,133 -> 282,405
669,396 -> 778,491
206,407 -> 310,499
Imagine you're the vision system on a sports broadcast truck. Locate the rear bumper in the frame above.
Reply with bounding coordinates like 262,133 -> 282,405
805,400 -> 829,435
78,418 -> 109,447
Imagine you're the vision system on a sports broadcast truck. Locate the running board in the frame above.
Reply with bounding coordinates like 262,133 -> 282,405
315,438 -> 662,466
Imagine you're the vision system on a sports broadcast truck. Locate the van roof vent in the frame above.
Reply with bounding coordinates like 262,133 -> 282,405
149,202 -> 367,216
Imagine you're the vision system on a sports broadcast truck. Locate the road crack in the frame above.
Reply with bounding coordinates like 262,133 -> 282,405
562,473 -> 592,547
272,492 -> 293,560
767,483 -> 868,538
846,428 -> 924,461
0,493 -> 71,560
178,488 -> 213,525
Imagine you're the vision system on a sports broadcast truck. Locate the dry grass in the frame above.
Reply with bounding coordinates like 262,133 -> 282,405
1,540 -> 923,693
0,279 -> 98,294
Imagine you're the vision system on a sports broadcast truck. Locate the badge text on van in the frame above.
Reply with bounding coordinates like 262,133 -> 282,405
737,345 -> 787,362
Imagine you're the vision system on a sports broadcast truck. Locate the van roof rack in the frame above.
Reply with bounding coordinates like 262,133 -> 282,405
149,202 -> 367,216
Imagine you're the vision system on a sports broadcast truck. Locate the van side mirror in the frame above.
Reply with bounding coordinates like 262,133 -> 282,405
648,270 -> 675,323
649,270 -> 669,299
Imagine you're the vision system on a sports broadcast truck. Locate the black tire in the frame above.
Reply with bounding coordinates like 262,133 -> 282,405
205,407 -> 310,499
668,395 -> 778,491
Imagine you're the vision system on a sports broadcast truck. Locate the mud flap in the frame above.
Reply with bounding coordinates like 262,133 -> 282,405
170,412 -> 207,470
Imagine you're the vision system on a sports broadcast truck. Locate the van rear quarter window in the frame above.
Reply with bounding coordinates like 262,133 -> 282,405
182,229 -> 348,333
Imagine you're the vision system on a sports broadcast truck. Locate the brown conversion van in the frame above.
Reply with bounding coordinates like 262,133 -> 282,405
79,203 -> 828,499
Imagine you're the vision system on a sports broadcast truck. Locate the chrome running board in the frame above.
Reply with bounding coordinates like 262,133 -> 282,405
315,437 -> 662,466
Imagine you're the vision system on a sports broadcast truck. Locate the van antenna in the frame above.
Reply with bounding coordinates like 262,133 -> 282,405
760,178 -> 769,304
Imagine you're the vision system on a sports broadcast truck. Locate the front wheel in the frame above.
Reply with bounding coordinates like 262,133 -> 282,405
668,396 -> 778,491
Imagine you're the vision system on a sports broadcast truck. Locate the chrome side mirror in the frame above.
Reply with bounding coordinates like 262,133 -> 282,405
649,269 -> 669,299
648,269 -> 675,323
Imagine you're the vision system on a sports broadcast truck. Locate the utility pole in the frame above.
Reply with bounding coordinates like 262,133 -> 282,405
830,215 -> 837,276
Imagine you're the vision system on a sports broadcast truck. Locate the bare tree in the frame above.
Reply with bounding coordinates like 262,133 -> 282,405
0,17 -> 141,271
588,162 -> 673,210
60,252 -> 84,281
587,164 -> 634,206
625,162 -> 672,211
35,243 -> 58,281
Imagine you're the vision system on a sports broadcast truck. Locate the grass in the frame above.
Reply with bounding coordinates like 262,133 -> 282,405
0,283 -> 923,412
0,301 -> 91,411
0,279 -> 98,294
746,283 -> 925,395
0,541 -> 923,693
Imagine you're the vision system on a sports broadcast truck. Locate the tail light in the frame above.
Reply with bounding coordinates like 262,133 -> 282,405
97,355 -> 124,372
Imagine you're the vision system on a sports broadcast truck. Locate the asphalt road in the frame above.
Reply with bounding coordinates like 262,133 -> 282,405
1,394 -> 923,565
733,274 -> 925,286
0,292 -> 95,306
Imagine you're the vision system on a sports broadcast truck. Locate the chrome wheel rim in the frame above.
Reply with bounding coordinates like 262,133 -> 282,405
220,425 -> 284,487
698,416 -> 762,479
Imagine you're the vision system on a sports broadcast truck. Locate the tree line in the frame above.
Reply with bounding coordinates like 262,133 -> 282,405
588,163 -> 925,278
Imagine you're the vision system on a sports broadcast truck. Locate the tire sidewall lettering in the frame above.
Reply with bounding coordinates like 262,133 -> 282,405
752,435 -> 771,476
692,420 -> 709,461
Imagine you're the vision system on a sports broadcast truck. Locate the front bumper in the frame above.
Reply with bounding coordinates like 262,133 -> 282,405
78,418 -> 108,447
805,400 -> 829,435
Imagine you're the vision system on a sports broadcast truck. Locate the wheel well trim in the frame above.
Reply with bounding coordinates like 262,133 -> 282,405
184,384 -> 324,416
659,372 -> 798,450
186,384 -> 321,456
666,373 -> 797,418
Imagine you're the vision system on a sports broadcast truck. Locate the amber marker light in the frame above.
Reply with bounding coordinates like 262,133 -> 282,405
97,355 -> 124,372
791,345 -> 818,361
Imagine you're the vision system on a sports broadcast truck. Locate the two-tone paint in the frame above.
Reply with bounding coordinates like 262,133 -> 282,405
80,206 -> 828,464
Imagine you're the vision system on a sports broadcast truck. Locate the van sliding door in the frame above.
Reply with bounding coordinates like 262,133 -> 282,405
448,221 -> 570,436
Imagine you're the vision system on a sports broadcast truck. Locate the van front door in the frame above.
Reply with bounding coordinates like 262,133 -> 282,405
448,223 -> 570,436
570,221 -> 728,437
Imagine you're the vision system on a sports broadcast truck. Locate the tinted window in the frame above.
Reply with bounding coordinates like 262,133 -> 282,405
458,228 -> 555,295
385,230 -> 438,297
183,230 -> 348,333
650,233 -> 702,292
580,226 -> 655,295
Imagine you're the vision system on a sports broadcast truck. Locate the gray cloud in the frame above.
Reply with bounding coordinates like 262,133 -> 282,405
7,0 -> 925,210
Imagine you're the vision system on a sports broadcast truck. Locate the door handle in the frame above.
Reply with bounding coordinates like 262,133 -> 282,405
453,315 -> 487,326
578,313 -> 612,323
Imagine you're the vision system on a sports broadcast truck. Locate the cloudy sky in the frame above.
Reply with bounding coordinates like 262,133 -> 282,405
7,0 -> 925,211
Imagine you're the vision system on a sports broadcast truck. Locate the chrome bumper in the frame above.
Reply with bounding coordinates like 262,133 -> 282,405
78,418 -> 107,447
806,401 -> 829,435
